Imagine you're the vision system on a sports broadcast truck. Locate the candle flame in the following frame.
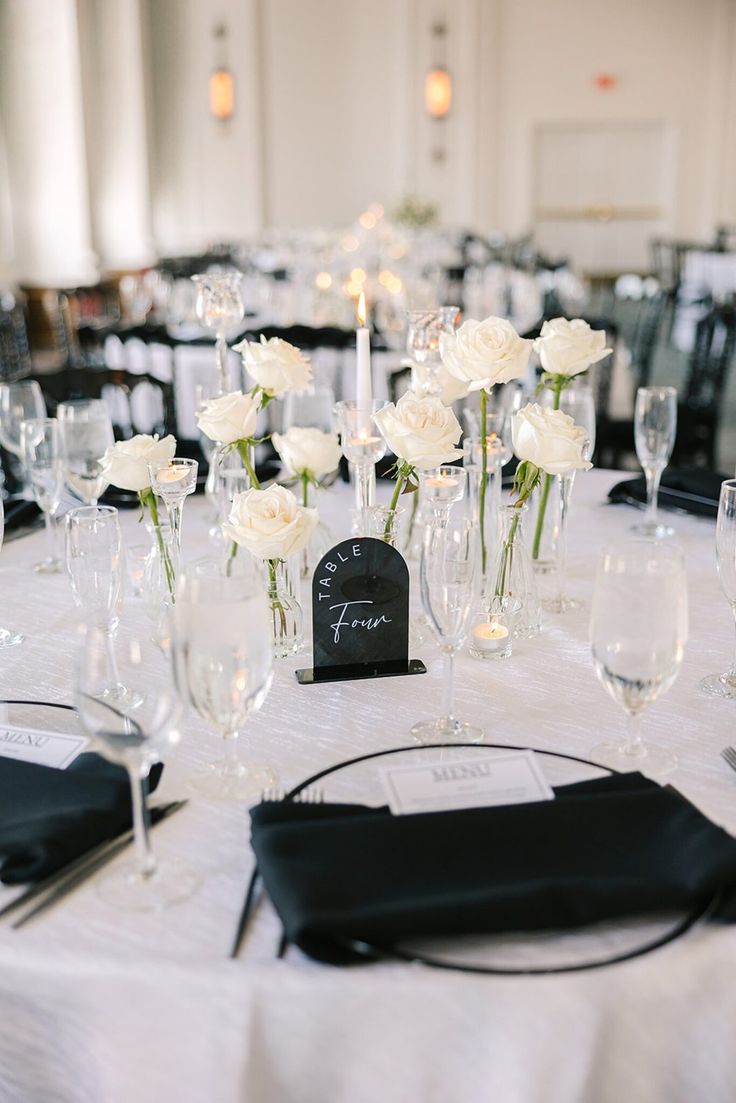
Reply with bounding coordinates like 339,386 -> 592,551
357,291 -> 367,327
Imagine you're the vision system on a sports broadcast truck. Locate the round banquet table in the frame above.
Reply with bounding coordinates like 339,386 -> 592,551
0,469 -> 735,1103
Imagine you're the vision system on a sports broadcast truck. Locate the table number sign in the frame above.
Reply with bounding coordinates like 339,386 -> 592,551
296,537 -> 427,684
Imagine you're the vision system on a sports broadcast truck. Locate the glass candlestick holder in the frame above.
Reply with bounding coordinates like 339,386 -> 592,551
191,272 -> 245,395
335,400 -> 387,534
148,458 -> 198,564
419,465 -> 467,528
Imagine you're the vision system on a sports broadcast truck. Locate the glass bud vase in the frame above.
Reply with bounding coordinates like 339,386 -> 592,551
489,504 -> 541,639
365,504 -> 404,548
142,520 -> 177,614
267,558 -> 303,658
529,473 -> 561,576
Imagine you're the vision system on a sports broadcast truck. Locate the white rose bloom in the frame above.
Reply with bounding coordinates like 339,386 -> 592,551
440,316 -> 531,392
373,392 -> 463,471
534,317 -> 611,377
272,427 -> 342,479
512,403 -> 592,477
101,434 -> 177,493
436,364 -> 470,406
234,335 -> 312,397
223,485 -> 318,560
196,390 -> 259,445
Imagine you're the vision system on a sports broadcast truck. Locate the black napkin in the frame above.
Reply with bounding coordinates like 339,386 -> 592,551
0,752 -> 163,884
250,773 -> 736,964
3,498 -> 41,533
608,468 -> 727,519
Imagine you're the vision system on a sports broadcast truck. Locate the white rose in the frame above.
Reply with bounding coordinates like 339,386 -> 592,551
512,403 -> 592,476
440,316 -> 531,392
272,427 -> 342,479
373,392 -> 463,471
234,335 -> 312,397
223,485 -> 318,560
101,433 -> 177,493
534,317 -> 611,377
196,390 -> 259,445
436,364 -> 470,406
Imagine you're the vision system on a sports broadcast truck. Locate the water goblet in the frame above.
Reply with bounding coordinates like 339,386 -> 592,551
0,497 -> 24,647
147,458 -> 198,562
172,557 -> 274,801
590,539 -> 687,776
701,479 -> 736,698
57,399 -> 115,506
335,400 -> 387,533
411,520 -> 481,744
19,417 -> 64,573
419,465 -> 467,529
191,272 -> 245,394
631,386 -> 677,539
75,621 -> 199,910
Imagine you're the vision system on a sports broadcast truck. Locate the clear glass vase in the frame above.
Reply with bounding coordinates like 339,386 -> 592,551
489,504 -> 541,639
365,504 -> 404,548
142,520 -> 177,614
301,518 -> 333,579
463,433 -> 506,594
267,558 -> 303,658
529,472 -> 561,575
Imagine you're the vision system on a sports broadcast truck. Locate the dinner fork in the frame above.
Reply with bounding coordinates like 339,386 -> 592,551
721,746 -> 736,775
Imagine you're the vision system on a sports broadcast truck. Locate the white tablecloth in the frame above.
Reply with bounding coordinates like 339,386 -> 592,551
1,471 -> 736,1103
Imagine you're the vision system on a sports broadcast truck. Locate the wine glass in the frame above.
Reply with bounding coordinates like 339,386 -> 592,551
172,557 -> 274,800
191,272 -> 245,395
701,479 -> 736,697
335,400 -> 387,532
0,381 -> 46,497
19,417 -> 64,573
632,386 -> 677,539
0,497 -> 24,647
66,506 -> 138,706
590,539 -> 687,775
57,399 -> 115,506
411,520 -> 481,744
147,457 -> 198,563
75,622 -> 199,910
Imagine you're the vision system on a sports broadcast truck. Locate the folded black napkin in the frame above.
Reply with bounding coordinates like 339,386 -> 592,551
608,468 -> 727,518
0,753 -> 162,884
250,773 -> 736,964
3,498 -> 41,532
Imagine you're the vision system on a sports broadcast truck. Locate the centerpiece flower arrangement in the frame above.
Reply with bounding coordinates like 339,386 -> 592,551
439,316 -> 531,574
271,427 -> 342,507
530,318 -> 610,560
101,433 -> 178,599
373,392 -> 464,540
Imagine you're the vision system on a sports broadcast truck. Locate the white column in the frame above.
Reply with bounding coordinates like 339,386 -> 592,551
77,0 -> 154,270
0,0 -> 97,286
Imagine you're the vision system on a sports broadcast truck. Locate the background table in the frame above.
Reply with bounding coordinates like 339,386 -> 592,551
0,471 -> 735,1103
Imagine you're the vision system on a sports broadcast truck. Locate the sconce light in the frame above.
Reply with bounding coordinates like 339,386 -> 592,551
425,67 -> 452,119
209,24 -> 234,121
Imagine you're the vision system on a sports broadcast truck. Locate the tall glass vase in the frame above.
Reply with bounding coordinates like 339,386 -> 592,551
267,558 -> 303,658
463,428 -> 508,596
489,504 -> 541,639
533,474 -> 581,614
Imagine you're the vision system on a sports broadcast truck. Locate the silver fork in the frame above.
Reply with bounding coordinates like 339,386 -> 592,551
721,747 -> 736,775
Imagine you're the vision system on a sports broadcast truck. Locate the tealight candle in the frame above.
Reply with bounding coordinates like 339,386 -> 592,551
425,476 -> 458,489
470,620 -> 510,656
156,465 -> 189,484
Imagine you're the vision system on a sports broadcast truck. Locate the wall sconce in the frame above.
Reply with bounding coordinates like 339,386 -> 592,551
209,24 -> 234,121
425,67 -> 452,119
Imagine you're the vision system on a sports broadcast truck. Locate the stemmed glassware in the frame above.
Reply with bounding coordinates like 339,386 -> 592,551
419,465 -> 467,528
0,381 -> 46,495
147,458 -> 198,563
172,557 -> 274,801
57,399 -> 115,506
65,505 -> 137,706
75,622 -> 199,910
19,418 -> 64,573
632,386 -> 677,539
590,539 -> 688,775
406,307 -> 459,395
335,400 -> 387,534
191,272 -> 245,395
411,520 -> 481,744
701,479 -> 736,698
0,497 -> 24,647
463,412 -> 511,580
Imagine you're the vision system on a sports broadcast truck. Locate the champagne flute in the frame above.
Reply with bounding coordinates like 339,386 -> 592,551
411,519 -> 481,744
19,417 -> 64,573
701,479 -> 736,697
632,386 -> 677,539
75,622 -> 199,910
0,497 -> 24,647
57,399 -> 115,506
590,539 -> 687,775
65,505 -> 138,706
172,557 -> 274,800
